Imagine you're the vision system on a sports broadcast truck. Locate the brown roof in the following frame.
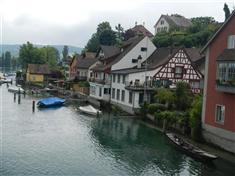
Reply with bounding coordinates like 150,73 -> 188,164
84,52 -> 96,58
131,25 -> 154,38
92,35 -> 145,72
201,10 -> 235,52
27,64 -> 50,74
217,48 -> 235,61
77,57 -> 98,69
154,14 -> 192,28
99,45 -> 120,59
146,47 -> 204,68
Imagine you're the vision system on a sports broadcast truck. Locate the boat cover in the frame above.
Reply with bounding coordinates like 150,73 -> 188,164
37,97 -> 65,107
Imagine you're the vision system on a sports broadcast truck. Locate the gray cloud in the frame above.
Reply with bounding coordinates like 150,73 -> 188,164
2,1 -> 234,47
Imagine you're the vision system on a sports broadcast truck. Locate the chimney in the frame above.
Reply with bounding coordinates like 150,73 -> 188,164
135,21 -> 137,26
137,55 -> 142,69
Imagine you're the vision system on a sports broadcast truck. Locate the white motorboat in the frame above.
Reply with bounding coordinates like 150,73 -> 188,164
78,105 -> 101,116
8,85 -> 25,94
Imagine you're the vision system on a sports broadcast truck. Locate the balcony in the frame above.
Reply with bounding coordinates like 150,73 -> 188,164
89,78 -> 111,85
125,80 -> 155,91
216,80 -> 235,94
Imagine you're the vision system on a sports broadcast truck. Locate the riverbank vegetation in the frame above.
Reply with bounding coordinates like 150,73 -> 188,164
142,81 -> 203,141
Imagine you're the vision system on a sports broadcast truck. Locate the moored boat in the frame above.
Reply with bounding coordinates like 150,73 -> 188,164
78,105 -> 101,116
166,133 -> 218,162
8,85 -> 25,93
37,97 -> 65,108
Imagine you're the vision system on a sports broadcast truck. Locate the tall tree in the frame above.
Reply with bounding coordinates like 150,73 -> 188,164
223,3 -> 231,21
62,45 -> 69,61
4,51 -> 11,71
19,42 -> 44,69
85,21 -> 117,52
115,23 -> 124,45
40,46 -> 60,69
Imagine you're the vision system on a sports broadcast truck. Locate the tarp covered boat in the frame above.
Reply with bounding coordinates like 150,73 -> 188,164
37,97 -> 65,108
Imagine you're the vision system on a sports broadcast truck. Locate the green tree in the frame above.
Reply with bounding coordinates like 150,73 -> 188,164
62,45 -> 69,61
175,82 -> 193,111
115,23 -> 124,45
99,30 -> 116,45
155,88 -> 174,109
189,96 -> 203,141
40,46 -> 60,69
223,3 -> 231,21
85,21 -> 117,52
4,51 -> 11,71
19,42 -> 44,69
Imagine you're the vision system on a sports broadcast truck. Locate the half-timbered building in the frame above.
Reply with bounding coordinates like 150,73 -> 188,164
152,48 -> 204,93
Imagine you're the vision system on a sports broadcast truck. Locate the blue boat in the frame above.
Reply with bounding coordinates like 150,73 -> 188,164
37,97 -> 65,108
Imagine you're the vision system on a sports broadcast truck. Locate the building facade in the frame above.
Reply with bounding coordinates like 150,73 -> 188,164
201,11 -> 235,154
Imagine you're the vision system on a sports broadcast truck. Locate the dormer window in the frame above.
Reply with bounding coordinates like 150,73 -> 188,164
141,47 -> 147,52
228,35 -> 235,49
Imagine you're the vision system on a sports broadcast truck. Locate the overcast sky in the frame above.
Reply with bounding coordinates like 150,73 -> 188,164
1,0 -> 235,47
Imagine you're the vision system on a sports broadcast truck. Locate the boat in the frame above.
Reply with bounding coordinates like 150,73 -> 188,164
8,85 -> 25,94
37,97 -> 65,108
166,133 -> 218,162
78,105 -> 101,116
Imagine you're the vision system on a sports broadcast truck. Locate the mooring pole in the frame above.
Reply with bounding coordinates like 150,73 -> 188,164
14,93 -> 16,102
18,89 -> 21,104
32,100 -> 35,112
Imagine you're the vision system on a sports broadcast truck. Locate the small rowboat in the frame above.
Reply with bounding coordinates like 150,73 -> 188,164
78,105 -> 101,116
37,97 -> 65,108
166,133 -> 218,162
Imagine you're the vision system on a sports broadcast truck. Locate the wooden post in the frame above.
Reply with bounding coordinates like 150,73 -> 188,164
32,100 -> 35,112
18,88 -> 21,104
14,93 -> 16,102
23,91 -> 26,98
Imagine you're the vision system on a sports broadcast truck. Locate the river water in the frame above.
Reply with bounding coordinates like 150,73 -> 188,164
0,84 -> 235,176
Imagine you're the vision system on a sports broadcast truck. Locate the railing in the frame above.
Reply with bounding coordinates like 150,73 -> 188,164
216,79 -> 235,94
89,78 -> 111,85
125,80 -> 155,90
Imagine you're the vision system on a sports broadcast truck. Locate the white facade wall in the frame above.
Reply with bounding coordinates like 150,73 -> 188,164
154,17 -> 170,34
111,37 -> 156,71
110,68 -> 160,112
89,82 -> 110,101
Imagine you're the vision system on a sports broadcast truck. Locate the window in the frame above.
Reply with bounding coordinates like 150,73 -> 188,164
112,88 -> 115,99
122,75 -> 125,84
228,63 -> 235,80
141,47 -> 147,51
217,62 -> 235,81
175,66 -> 183,78
117,89 -> 120,100
113,74 -> 116,83
90,86 -> 96,95
218,63 -> 227,81
163,27 -> 167,31
121,90 -> 125,102
190,81 -> 200,89
157,28 -> 160,32
132,59 -> 138,63
95,73 -> 98,78
99,87 -> 102,97
118,75 -> 121,83
160,20 -> 164,25
129,92 -> 133,104
104,88 -> 109,94
228,35 -> 235,49
215,105 -> 225,123
90,72 -> 93,78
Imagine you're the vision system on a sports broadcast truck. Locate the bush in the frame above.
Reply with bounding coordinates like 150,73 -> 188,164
148,103 -> 166,114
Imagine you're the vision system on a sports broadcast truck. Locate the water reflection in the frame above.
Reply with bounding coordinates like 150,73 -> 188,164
90,114 -> 235,176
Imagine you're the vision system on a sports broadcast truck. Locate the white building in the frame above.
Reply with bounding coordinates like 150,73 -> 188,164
154,14 -> 192,35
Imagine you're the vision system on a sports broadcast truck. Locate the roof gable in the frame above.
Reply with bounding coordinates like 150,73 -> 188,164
27,64 -> 50,74
201,10 -> 235,52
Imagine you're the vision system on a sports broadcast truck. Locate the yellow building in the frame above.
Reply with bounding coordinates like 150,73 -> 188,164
26,64 -> 50,83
